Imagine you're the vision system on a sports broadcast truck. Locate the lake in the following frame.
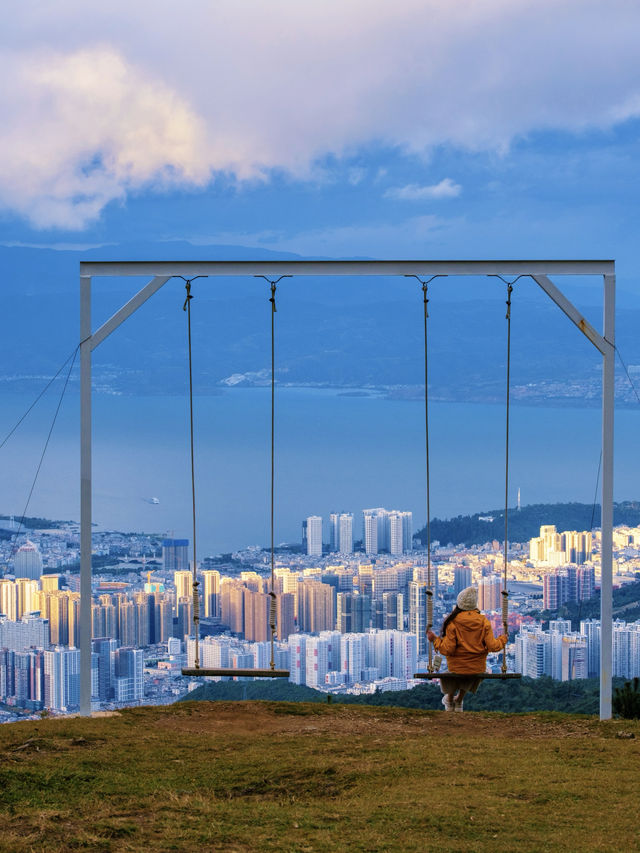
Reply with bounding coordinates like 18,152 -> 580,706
0,387 -> 636,555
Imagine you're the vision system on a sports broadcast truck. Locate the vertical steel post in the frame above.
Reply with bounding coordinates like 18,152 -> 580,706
600,272 -> 615,720
80,275 -> 92,715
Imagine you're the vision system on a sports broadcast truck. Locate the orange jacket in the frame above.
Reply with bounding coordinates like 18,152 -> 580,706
432,610 -> 508,674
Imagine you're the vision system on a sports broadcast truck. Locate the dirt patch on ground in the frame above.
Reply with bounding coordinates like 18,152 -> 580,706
151,700 -> 611,742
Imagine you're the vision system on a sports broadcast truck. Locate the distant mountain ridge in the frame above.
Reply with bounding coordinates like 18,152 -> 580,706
3,241 -> 640,404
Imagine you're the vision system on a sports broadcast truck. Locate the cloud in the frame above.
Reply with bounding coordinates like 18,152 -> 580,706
2,1 -> 640,228
385,179 -> 462,201
0,46 -> 212,228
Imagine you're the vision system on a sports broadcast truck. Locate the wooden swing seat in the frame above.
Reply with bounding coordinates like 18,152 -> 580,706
414,672 -> 522,680
182,668 -> 289,678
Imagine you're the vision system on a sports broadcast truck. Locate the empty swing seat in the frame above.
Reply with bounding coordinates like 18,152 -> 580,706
182,667 -> 289,678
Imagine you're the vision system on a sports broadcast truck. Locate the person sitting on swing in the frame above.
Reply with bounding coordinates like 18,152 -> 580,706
426,586 -> 508,712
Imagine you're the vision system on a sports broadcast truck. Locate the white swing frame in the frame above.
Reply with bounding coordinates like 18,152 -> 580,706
79,259 -> 616,718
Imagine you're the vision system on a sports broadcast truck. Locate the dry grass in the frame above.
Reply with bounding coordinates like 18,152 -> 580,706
0,701 -> 639,852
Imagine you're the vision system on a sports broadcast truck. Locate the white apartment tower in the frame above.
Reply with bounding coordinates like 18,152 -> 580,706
364,508 -> 412,555
330,513 -> 353,554
303,516 -> 323,556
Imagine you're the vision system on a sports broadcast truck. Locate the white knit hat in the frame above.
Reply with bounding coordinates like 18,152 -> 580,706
456,586 -> 478,611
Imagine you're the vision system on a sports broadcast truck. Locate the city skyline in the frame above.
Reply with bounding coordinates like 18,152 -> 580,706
2,512 -> 640,720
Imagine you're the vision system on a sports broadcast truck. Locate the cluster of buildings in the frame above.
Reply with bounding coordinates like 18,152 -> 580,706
1,514 -> 640,719
527,524 -> 597,610
302,508 -> 413,556
529,525 -> 593,565
515,618 -> 640,681
186,629 -> 419,693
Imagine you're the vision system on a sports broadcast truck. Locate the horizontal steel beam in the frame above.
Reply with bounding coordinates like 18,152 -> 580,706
80,259 -> 615,278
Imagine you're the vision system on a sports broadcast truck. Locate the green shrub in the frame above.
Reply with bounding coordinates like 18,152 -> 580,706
613,677 -> 640,719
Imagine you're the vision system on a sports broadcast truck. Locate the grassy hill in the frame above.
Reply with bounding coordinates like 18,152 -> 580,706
0,702 -> 638,852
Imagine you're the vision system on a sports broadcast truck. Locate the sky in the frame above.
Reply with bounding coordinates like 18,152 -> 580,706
2,2 -> 640,546
1,0 -> 639,275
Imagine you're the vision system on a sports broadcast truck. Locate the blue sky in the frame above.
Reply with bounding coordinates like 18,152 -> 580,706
1,0 -> 639,283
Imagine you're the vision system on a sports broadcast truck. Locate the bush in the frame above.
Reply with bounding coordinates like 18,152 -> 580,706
613,677 -> 640,719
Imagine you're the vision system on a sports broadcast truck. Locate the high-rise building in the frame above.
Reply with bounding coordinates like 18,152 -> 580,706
221,579 -> 245,635
340,633 -> 368,684
133,592 -> 151,647
114,647 -> 144,703
7,648 -> 45,710
15,579 -> 38,621
303,516 -> 323,556
92,598 -> 117,641
276,593 -> 295,641
577,565 -> 595,601
163,539 -> 189,572
367,629 -> 417,680
43,646 -> 80,712
174,570 -> 192,602
297,580 -> 334,633
202,570 -> 221,618
363,509 -> 411,555
454,566 -> 472,596
153,593 -> 174,644
330,513 -> 354,554
0,613 -> 50,651
117,597 -> 137,647
478,576 -> 501,612
305,634 -> 333,688
336,592 -> 371,633
561,635 -> 587,680
515,626 -> 549,679
0,579 -> 16,620
409,581 -> 427,655
288,634 -> 307,685
580,619 -> 600,678
175,596 -> 193,641
382,592 -> 404,630
41,575 -> 61,593
243,589 -> 270,642
13,541 -> 43,580
389,511 -> 413,555
363,508 -> 389,555
413,565 -> 438,598
92,637 -> 117,701
543,570 -> 569,611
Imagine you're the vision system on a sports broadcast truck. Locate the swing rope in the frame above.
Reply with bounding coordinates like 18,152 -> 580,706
257,275 -> 290,670
269,280 -> 277,670
406,274 -> 444,672
490,274 -> 526,673
422,281 -> 434,672
502,281 -> 513,673
183,278 -> 201,669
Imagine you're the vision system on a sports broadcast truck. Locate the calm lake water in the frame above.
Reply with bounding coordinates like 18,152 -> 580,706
0,387 -> 637,555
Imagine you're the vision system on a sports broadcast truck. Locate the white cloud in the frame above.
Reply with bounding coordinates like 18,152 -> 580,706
0,46 -> 214,228
2,1 -> 640,228
385,179 -> 462,201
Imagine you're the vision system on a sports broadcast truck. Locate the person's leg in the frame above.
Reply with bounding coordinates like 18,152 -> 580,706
453,688 -> 467,710
439,677 -> 456,710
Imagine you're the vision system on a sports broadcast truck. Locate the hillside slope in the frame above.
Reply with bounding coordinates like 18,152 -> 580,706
0,702 -> 638,852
